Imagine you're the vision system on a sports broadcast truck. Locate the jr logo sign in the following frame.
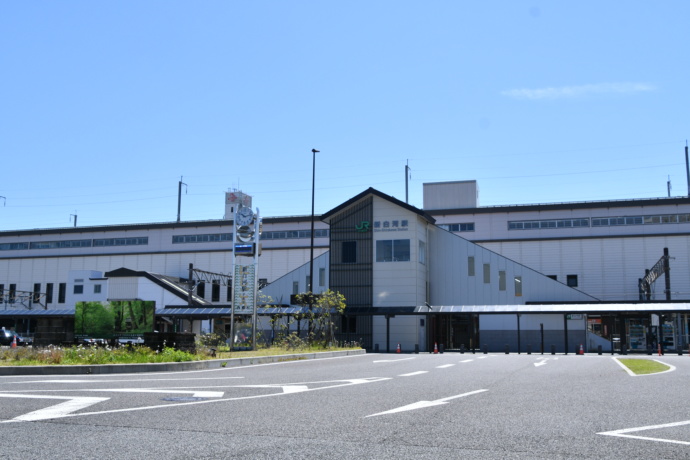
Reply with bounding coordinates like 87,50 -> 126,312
355,221 -> 371,232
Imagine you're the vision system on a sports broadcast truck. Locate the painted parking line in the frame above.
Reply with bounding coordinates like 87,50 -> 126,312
436,364 -> 455,369
599,420 -> 690,445
460,359 -> 474,363
373,358 -> 416,363
398,371 -> 428,377
366,389 -> 488,417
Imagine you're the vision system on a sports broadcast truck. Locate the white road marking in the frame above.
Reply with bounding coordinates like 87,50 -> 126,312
398,371 -> 428,377
599,420 -> 690,445
436,364 -> 455,369
10,377 -> 244,385
460,359 -> 473,363
373,358 -> 416,363
88,388 -> 224,398
0,394 -> 109,423
366,389 -> 488,417
1,377 -> 391,422
534,360 -> 548,367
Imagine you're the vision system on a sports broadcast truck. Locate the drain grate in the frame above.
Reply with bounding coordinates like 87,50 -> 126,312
161,396 -> 208,402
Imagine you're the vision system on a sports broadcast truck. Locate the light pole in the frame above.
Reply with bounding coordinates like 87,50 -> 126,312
309,149 -> 319,293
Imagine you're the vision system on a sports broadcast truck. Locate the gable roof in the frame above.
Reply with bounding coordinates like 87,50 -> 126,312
321,187 -> 436,224
105,267 -> 210,306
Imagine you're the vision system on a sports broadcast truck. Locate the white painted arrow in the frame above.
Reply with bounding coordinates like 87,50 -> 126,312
89,389 -> 224,398
366,389 -> 488,417
534,360 -> 548,367
0,393 -> 109,423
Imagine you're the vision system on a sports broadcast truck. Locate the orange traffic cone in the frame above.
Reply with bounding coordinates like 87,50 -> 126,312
396,343 -> 401,353
11,335 -> 17,349
578,344 -> 584,355
433,342 -> 438,354
658,344 -> 662,356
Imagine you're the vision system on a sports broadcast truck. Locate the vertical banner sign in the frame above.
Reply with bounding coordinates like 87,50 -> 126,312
233,264 -> 256,314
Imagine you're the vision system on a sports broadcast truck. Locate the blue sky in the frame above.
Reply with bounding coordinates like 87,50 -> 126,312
1,2 -> 688,230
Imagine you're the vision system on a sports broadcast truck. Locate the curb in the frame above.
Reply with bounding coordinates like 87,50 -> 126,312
0,349 -> 366,376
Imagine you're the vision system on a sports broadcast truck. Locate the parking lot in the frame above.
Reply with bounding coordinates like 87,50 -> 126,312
1,352 -> 689,459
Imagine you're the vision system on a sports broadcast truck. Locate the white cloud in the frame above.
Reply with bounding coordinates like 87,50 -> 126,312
501,82 -> 655,100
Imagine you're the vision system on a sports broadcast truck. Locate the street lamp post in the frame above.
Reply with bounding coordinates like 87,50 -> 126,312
309,149 -> 319,294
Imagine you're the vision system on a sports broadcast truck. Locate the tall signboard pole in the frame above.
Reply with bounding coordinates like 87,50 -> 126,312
229,191 -> 260,350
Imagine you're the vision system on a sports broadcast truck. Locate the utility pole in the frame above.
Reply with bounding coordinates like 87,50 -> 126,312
405,160 -> 411,203
70,212 -> 77,227
177,176 -> 187,223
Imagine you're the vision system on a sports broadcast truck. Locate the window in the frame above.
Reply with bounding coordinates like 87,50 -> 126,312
33,283 -> 41,303
292,281 -> 299,295
226,286 -> 232,302
341,315 -> 356,333
499,271 -> 506,291
483,264 -> 491,283
376,239 -> 410,262
514,276 -> 522,296
468,256 -> 475,276
319,268 -> 326,287
0,284 -> 4,301
197,281 -> 205,298
58,283 -> 66,303
547,275 -> 557,281
94,284 -> 102,294
419,241 -> 426,265
342,241 -> 357,264
212,280 -> 220,302
567,275 -> 578,287
440,223 -> 475,232
30,239 -> 92,249
73,285 -> 83,294
306,276 -> 311,292
46,283 -> 53,304
9,284 -> 16,302
93,237 -> 148,247
172,233 -> 232,244
0,242 -> 28,250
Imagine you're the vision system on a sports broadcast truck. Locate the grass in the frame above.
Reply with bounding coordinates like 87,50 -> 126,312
0,343 -> 361,366
618,358 -> 670,375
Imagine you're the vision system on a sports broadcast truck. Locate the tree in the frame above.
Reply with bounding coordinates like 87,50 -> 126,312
294,290 -> 346,346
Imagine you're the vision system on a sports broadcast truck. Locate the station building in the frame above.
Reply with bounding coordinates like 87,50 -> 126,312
1,181 -> 690,352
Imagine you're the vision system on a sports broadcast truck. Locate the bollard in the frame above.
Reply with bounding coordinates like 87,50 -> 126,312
646,346 -> 652,355
374,343 -> 379,353
550,344 -> 556,355
483,344 -> 488,354
414,344 -> 419,354
460,344 -> 465,354
622,346 -> 627,355
597,345 -> 602,356
678,347 -> 683,356
527,344 -> 532,355
504,344 -> 510,354
439,344 -> 445,354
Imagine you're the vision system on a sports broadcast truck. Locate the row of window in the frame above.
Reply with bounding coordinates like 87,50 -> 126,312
438,223 -> 475,232
291,268 -> 328,295
509,213 -> 690,230
467,257 -> 524,296
0,238 -> 149,251
0,282 -> 67,304
261,229 -> 329,240
0,228 -> 332,252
